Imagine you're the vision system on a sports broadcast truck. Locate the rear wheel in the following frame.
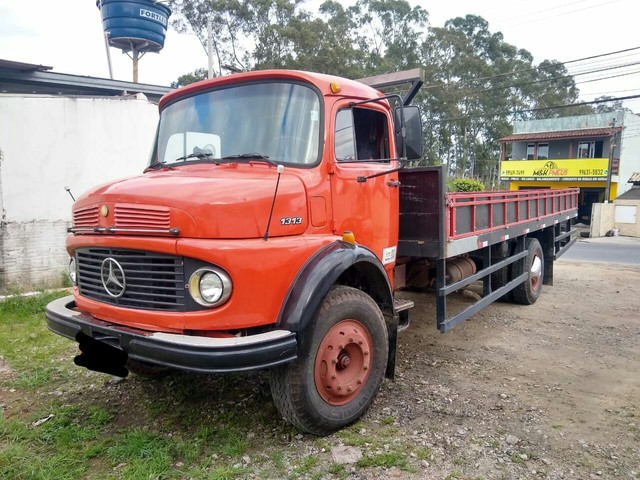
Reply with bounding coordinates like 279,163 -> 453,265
270,286 -> 388,436
512,238 -> 544,305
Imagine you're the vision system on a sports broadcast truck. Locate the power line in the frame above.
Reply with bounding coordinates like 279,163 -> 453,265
430,61 -> 640,99
492,0 -> 589,25
435,93 -> 640,123
497,0 -> 622,29
422,46 -> 640,91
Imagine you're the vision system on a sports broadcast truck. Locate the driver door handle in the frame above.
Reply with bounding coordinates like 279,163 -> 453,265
387,181 -> 401,188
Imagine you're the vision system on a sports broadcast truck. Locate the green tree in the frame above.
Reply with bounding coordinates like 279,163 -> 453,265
171,67 -> 208,88
166,2 -> 603,189
593,95 -> 631,113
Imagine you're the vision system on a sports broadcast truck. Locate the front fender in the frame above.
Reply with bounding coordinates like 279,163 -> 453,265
276,241 -> 393,335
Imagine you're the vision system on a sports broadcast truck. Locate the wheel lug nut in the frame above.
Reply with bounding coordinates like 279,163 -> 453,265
364,351 -> 369,356
358,340 -> 363,345
338,344 -> 344,350
347,386 -> 352,392
337,386 -> 342,391
332,359 -> 337,364
331,375 -> 336,379
357,379 -> 362,384
363,366 -> 368,371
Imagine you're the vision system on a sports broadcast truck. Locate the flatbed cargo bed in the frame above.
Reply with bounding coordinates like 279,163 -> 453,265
398,166 -> 578,260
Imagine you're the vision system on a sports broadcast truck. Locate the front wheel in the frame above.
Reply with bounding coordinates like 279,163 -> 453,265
512,238 -> 544,305
270,286 -> 388,435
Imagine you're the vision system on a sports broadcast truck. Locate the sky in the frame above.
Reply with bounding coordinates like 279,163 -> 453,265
1,0 -> 639,112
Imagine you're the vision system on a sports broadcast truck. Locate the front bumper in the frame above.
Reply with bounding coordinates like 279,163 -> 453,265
45,296 -> 298,373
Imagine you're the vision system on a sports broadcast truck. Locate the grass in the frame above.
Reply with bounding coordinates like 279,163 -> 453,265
0,290 -> 73,389
0,292 -> 436,479
357,450 -> 409,469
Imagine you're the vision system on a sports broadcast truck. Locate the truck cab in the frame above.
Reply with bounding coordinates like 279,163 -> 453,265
47,70 -> 423,435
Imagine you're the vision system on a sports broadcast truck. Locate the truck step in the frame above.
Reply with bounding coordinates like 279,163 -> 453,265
394,298 -> 414,312
394,298 -> 414,332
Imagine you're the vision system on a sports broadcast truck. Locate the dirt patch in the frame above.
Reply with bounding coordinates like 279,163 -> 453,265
381,260 -> 640,478
0,356 -> 16,381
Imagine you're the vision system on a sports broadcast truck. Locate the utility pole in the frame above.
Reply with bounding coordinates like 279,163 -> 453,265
604,118 -> 616,203
207,18 -> 214,79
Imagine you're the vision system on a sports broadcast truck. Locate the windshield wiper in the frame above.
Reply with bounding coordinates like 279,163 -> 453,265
145,160 -> 173,171
219,153 -> 277,167
173,152 -> 220,164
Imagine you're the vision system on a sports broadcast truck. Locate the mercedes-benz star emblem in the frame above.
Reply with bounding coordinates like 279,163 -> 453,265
101,258 -> 126,298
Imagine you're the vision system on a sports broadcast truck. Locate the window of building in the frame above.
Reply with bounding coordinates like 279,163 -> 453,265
335,107 -> 389,161
577,141 -> 595,159
526,143 -> 535,160
537,143 -> 549,160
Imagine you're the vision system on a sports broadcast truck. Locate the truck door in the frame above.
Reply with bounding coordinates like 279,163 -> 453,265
329,102 -> 400,279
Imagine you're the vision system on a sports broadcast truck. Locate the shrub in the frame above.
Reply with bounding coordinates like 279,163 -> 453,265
450,178 -> 485,192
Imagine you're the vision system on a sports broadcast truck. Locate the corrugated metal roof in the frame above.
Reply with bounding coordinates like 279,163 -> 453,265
628,172 -> 640,184
617,186 -> 640,200
499,127 -> 623,142
0,59 -> 52,72
0,58 -> 170,102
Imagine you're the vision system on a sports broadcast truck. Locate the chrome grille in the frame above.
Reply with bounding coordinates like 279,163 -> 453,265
73,206 -> 99,227
114,204 -> 170,230
76,248 -> 185,311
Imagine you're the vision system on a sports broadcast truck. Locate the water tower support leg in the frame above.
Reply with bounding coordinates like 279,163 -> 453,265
132,47 -> 139,83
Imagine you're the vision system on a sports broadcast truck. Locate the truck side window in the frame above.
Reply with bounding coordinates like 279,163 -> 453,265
335,107 -> 389,162
335,110 -> 355,161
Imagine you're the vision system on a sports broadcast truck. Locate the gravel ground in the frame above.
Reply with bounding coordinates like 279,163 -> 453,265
356,260 -> 640,479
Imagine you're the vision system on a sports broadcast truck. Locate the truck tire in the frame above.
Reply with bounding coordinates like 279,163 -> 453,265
512,238 -> 544,305
270,286 -> 388,436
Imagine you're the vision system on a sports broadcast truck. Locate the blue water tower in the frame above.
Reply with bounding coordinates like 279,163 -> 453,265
97,0 -> 171,82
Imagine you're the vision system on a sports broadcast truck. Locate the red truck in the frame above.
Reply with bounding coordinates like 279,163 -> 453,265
46,69 -> 578,435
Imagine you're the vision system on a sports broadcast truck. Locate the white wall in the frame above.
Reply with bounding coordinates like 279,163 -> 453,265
619,112 -> 640,197
0,94 -> 158,290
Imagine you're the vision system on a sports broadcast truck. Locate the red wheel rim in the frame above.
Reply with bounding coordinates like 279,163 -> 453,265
530,254 -> 543,292
314,320 -> 372,405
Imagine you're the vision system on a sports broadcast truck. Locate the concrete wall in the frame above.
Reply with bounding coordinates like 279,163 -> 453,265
0,94 -> 158,291
590,202 -> 615,237
619,112 -> 640,197
590,200 -> 640,237
613,200 -> 640,237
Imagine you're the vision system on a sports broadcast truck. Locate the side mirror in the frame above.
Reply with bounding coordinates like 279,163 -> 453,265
394,105 -> 423,160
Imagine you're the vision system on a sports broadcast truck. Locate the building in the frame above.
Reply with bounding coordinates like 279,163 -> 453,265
0,59 -> 168,103
0,59 -> 170,291
591,173 -> 640,237
498,112 -> 640,224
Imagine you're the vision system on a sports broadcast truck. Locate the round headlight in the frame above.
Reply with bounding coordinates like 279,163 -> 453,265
199,272 -> 223,303
68,257 -> 77,285
188,267 -> 232,307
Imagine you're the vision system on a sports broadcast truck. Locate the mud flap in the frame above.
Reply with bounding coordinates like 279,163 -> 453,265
74,332 -> 129,378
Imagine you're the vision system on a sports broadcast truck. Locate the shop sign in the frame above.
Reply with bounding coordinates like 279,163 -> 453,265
500,158 -> 608,181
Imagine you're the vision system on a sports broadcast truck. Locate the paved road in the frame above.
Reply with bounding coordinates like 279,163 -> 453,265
559,236 -> 640,266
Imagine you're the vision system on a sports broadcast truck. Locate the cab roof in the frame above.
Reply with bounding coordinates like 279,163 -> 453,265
158,69 -> 385,110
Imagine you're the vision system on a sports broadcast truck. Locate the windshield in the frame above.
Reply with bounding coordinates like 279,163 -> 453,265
151,82 -> 322,167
